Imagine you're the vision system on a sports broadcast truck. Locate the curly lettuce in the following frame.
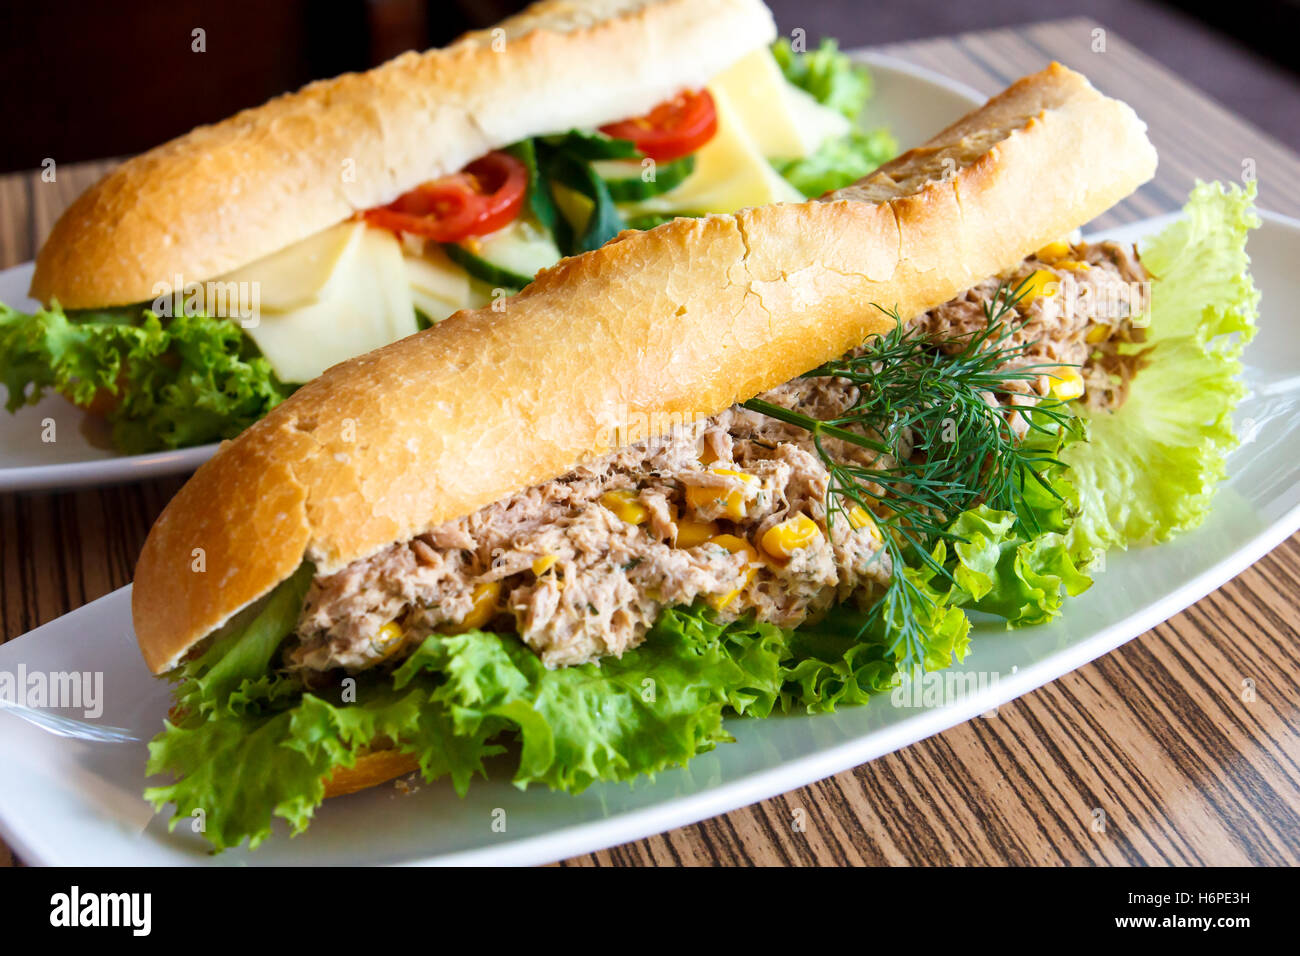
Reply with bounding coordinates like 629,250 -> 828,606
771,38 -> 897,196
0,302 -> 291,454
1064,182 -> 1259,553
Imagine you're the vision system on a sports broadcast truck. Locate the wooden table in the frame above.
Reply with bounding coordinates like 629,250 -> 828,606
2,19 -> 1298,867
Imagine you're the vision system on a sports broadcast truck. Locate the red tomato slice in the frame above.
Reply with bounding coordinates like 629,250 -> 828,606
599,89 -> 718,162
364,150 -> 528,242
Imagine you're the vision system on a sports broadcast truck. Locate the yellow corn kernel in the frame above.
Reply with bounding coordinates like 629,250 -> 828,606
846,504 -> 881,541
709,588 -> 743,611
1085,323 -> 1111,344
460,580 -> 501,630
674,517 -> 719,548
760,514 -> 823,560
1036,240 -> 1070,260
684,469 -> 757,520
1056,259 -> 1090,272
1047,367 -> 1085,402
706,534 -> 760,610
532,554 -> 558,576
599,488 -> 648,525
1017,269 -> 1058,305
371,620 -> 405,658
708,533 -> 758,558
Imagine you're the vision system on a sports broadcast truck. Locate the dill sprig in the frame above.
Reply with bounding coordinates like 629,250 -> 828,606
742,278 -> 1077,671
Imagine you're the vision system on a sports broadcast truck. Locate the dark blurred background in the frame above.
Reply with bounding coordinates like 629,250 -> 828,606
0,0 -> 1296,174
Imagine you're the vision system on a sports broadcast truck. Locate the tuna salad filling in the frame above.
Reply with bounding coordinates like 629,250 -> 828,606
290,238 -> 1150,674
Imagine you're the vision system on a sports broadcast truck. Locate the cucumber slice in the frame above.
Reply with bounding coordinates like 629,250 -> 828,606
444,220 -> 563,289
541,130 -> 640,160
593,155 -> 696,202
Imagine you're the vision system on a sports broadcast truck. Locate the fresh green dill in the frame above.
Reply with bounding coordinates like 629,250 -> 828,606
742,278 -> 1077,671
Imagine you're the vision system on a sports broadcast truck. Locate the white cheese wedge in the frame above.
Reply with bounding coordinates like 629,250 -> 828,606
406,244 -> 473,323
239,223 -> 418,384
219,220 -> 364,312
622,84 -> 804,217
708,48 -> 850,161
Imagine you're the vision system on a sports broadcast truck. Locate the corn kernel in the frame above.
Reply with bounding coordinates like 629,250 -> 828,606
1047,367 -> 1085,401
708,588 -> 743,611
1057,259 -> 1090,272
706,534 -> 759,610
674,517 -> 719,548
760,514 -> 823,560
1017,269 -> 1058,305
1085,323 -> 1111,344
846,504 -> 881,541
1036,240 -> 1070,260
599,488 -> 648,524
684,469 -> 757,520
532,554 -> 558,576
371,620 -> 405,658
460,580 -> 501,631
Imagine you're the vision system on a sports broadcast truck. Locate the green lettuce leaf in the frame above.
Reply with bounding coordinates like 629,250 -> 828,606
0,302 -> 291,454
773,128 -> 897,198
144,681 -> 459,851
1064,181 -> 1260,553
772,38 -> 871,120
170,563 -> 314,716
392,609 -> 789,793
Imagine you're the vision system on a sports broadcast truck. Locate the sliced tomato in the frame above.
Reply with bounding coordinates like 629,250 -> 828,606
600,89 -> 718,162
364,150 -> 528,242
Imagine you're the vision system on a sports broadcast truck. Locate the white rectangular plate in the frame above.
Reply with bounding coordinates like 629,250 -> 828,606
0,54 -> 983,492
1,208 -> 1296,866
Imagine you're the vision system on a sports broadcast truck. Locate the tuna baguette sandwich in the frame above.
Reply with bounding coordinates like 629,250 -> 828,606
134,62 -> 1261,852
0,0 -> 895,455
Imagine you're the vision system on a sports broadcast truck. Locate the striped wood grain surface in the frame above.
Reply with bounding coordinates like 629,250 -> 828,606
1,18 -> 1297,866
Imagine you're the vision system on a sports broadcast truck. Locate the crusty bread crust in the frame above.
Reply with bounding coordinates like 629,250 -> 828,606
132,62 -> 1156,676
323,749 -> 421,798
29,0 -> 775,309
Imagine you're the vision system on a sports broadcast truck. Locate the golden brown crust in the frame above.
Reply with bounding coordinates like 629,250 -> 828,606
29,0 -> 775,308
132,62 -> 1156,675
323,748 -> 421,798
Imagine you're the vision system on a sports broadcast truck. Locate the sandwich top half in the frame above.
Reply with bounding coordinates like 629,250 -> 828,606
15,0 -> 886,396
132,59 -> 1158,675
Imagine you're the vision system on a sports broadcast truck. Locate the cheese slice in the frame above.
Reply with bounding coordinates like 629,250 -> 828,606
708,48 -> 850,161
220,221 -> 364,312
240,223 -> 418,384
406,244 -> 474,322
622,84 -> 804,217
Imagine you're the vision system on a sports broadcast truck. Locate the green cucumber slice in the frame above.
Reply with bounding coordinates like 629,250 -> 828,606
594,155 -> 696,202
444,221 -> 563,289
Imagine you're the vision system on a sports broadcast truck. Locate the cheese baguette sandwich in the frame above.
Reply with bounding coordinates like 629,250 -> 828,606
135,63 -> 1261,851
0,0 -> 893,455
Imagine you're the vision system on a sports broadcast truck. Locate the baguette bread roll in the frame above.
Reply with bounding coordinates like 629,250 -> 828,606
29,0 -> 776,309
133,62 -> 1156,676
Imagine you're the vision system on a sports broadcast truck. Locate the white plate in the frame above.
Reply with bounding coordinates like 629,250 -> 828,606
0,209 -> 1295,866
0,56 -> 982,493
